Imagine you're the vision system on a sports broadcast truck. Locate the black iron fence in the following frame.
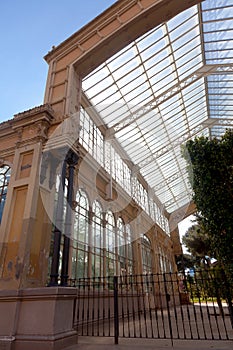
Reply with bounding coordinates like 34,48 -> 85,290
71,271 -> 233,344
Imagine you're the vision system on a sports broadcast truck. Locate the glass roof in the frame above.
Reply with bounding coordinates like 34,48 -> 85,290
82,0 -> 233,214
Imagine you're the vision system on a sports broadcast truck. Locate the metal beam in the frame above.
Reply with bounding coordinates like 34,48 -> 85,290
106,64 -> 233,138
136,117 -> 233,170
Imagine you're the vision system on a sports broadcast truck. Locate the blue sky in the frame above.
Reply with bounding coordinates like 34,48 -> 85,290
0,0 -> 116,123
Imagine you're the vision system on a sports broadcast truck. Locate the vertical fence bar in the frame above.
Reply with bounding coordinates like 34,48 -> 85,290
131,275 -> 137,338
189,272 -> 201,339
97,277 -> 100,336
136,275 -> 143,337
193,271 -> 206,339
208,270 -> 222,339
119,276 -> 124,337
107,277 -> 111,337
140,275 -> 148,337
177,273 -> 187,339
81,279 -> 85,336
227,296 -> 233,329
146,274 -> 154,338
183,273 -> 194,339
151,273 -> 160,339
170,272 -> 179,339
222,269 -> 233,329
91,277 -> 95,336
125,275 -> 131,338
163,273 -> 173,345
120,276 -> 126,338
157,273 -> 166,338
114,276 -> 119,344
72,294 -> 77,330
200,270 -> 215,339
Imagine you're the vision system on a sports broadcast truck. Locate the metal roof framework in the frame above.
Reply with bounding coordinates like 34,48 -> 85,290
81,0 -> 233,215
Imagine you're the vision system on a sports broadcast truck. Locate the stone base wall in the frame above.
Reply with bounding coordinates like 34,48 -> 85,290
0,287 -> 77,350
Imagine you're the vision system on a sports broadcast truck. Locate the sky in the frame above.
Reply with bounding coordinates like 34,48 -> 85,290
0,0 -> 194,242
178,215 -> 196,254
0,0 -> 116,123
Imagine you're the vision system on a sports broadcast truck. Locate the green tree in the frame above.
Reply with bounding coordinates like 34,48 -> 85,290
182,223 -> 213,267
181,129 -> 233,278
175,253 -> 196,273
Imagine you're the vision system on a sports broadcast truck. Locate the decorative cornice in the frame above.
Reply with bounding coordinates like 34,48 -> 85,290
0,104 -> 55,150
0,120 -> 11,130
44,0 -> 202,70
13,104 -> 54,123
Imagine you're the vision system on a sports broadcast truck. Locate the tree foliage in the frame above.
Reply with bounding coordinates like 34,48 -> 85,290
181,129 -> 233,275
182,223 -> 212,266
175,253 -> 196,273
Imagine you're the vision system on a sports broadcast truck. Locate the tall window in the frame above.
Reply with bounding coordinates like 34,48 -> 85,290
92,200 -> 104,277
106,210 -> 117,276
0,165 -> 11,224
158,247 -> 172,273
159,247 -> 165,273
141,235 -> 153,274
72,189 -> 89,279
126,224 -> 134,274
117,217 -> 127,275
117,219 -> 134,275
79,106 -> 104,166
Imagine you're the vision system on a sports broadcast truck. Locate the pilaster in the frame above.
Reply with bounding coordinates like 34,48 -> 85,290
0,105 -> 54,289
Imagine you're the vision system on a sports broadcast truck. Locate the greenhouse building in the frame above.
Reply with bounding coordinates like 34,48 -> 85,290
0,0 -> 232,349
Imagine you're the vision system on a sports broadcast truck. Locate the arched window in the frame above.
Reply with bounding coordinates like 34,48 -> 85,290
0,165 -> 11,224
92,200 -> 104,277
72,189 -> 89,279
106,210 -> 116,276
141,235 -> 153,274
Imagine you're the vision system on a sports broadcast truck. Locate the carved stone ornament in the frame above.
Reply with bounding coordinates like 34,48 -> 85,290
36,121 -> 49,141
15,127 -> 23,147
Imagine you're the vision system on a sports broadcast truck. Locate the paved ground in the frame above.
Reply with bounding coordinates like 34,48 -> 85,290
64,336 -> 233,350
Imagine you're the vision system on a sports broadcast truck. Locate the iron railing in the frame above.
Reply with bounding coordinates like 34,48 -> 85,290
71,272 -> 233,344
